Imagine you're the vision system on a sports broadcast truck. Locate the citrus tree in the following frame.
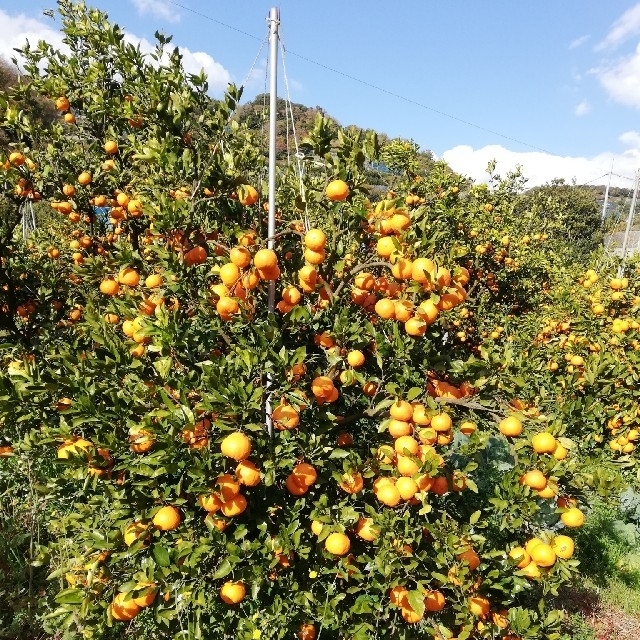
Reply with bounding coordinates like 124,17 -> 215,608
0,3 -> 596,639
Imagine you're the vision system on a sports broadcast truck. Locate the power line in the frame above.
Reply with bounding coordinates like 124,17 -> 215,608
164,0 -> 562,155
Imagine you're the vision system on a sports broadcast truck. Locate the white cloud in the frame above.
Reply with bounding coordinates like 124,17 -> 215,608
442,131 -> 640,188
574,100 -> 590,116
569,34 -> 590,49
593,43 -> 640,108
0,8 -> 230,95
596,3 -> 640,50
0,9 -> 66,66
132,0 -> 180,24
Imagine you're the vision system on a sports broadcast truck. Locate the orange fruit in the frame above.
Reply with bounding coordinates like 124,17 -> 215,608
325,179 -> 349,201
110,593 -> 141,621
561,507 -> 585,528
520,561 -> 541,579
152,505 -> 181,531
77,171 -> 92,186
430,476 -> 449,495
292,462 -> 317,487
405,317 -> 427,337
220,581 -> 246,604
145,273 -> 164,288
424,589 -> 445,612
552,535 -> 575,559
104,140 -> 118,154
389,585 -> 408,606
460,421 -> 477,435
311,520 -> 324,536
457,548 -> 480,570
337,472 -> 364,494
531,432 -> 557,454
396,454 -> 420,477
395,476 -> 418,500
132,584 -> 158,608
304,228 -> 327,251
199,493 -> 223,513
229,246 -> 251,268
297,623 -> 317,640
388,419 -> 413,438
215,474 -> 241,501
431,413 -> 452,432
237,185 -> 259,206
272,403 -> 300,430
347,350 -> 366,367
416,427 -> 437,445
530,542 -> 556,567
376,236 -> 397,258
400,605 -> 423,624
376,483 -> 402,507
520,470 -> 547,491
391,257 -> 413,280
411,403 -> 431,425
394,435 -> 420,456
123,521 -> 149,546
236,460 -> 261,486
311,376 -> 335,399
118,267 -> 140,287
499,415 -> 523,437
390,400 -> 413,421
286,474 -> 308,496
355,517 -> 379,541
99,279 -> 120,296
253,248 -> 278,270
282,286 -> 302,305
469,596 -> 490,618
220,432 -> 251,460
525,538 -> 544,555
55,96 -> 70,111
220,494 -> 247,517
324,532 -> 351,555
553,443 -> 568,460
219,263 -> 241,287
375,298 -> 396,319
508,546 -> 531,568
304,247 -> 325,264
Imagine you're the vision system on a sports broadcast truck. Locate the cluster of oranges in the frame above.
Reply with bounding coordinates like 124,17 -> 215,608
508,534 -> 575,580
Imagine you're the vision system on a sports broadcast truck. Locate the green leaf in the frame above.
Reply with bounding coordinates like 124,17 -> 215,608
54,588 -> 84,605
212,558 -> 233,579
152,544 -> 171,567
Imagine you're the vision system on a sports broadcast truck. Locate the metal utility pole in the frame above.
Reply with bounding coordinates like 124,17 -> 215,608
265,7 -> 279,438
602,158 -> 613,221
618,169 -> 640,277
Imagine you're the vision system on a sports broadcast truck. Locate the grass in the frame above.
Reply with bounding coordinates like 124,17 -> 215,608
561,497 -> 640,639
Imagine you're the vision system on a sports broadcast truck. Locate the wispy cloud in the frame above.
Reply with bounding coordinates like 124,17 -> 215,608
131,0 -> 180,24
592,43 -> 640,109
596,3 -> 640,50
569,34 -> 590,49
574,100 -> 590,116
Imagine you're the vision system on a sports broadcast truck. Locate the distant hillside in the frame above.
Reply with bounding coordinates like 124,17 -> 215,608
234,94 -> 437,180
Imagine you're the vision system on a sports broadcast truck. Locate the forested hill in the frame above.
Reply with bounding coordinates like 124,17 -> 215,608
234,93 -> 436,175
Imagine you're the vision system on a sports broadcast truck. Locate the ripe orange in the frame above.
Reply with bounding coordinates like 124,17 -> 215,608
552,535 -> 575,559
118,267 -> 140,287
324,532 -> 351,555
561,507 -> 585,528
376,482 -> 402,507
104,140 -> 118,154
469,595 -> 490,618
152,505 -> 181,531
411,403 -> 430,425
220,581 -> 246,604
184,246 -> 207,266
132,584 -> 158,608
219,263 -> 241,287
395,476 -> 418,500
416,299 -> 439,324
430,476 -> 449,495
229,246 -> 251,268
391,257 -> 413,280
272,403 -> 300,430
424,589 -> 445,612
220,432 -> 252,461
405,317 -> 427,336
355,517 -> 379,541
411,257 -> 436,284
123,521 -> 149,546
99,279 -> 120,296
508,546 -> 531,568
292,462 -> 317,487
388,419 -> 413,438
215,474 -> 241,501
325,179 -> 349,201
460,421 -> 477,435
110,593 -> 141,621
519,561 -> 541,579
311,376 -> 335,399
375,298 -> 396,319
400,605 -> 423,624
530,542 -> 556,567
253,248 -> 278,270
286,474 -> 308,496
531,432 -> 557,454
431,413 -> 452,432
145,273 -> 164,288
311,520 -> 324,536
237,185 -> 259,206
337,472 -> 364,494
220,494 -> 247,517
55,96 -> 70,111
457,548 -> 480,570
281,286 -> 302,305
297,623 -> 317,640
520,470 -> 548,491
390,399 -> 413,421
394,435 -> 420,456
499,415 -> 523,437
347,350 -> 365,368
525,537 -> 544,555
199,493 -> 223,513
304,228 -> 327,251
396,454 -> 420,477
77,171 -> 92,186
236,460 -> 261,486
389,585 -> 408,606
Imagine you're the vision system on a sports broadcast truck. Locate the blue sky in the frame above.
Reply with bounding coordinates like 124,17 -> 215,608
2,0 -> 640,187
